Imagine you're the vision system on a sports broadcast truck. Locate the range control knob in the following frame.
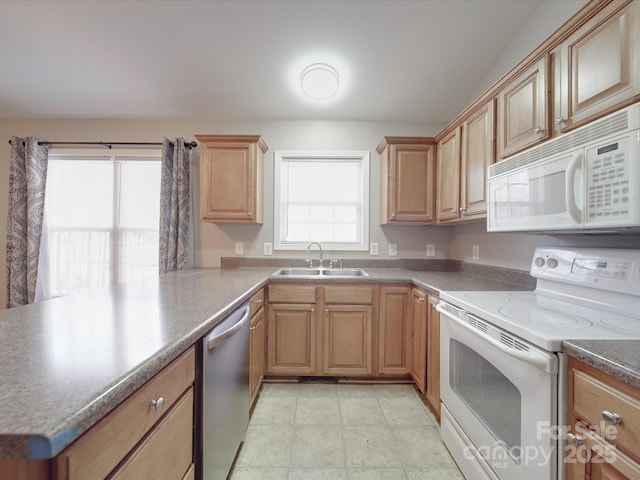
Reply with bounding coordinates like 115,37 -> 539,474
547,258 -> 559,268
534,257 -> 545,267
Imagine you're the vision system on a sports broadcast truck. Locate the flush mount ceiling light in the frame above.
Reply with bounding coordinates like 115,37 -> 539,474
300,63 -> 340,100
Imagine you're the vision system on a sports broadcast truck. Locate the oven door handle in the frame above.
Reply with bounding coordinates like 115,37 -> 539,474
436,304 -> 557,374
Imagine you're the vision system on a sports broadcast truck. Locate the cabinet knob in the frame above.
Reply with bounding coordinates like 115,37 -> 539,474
254,298 -> 263,305
566,433 -> 583,446
555,117 -> 566,126
602,410 -> 622,424
391,213 -> 396,218
459,207 -> 466,215
310,308 -> 315,313
250,325 -> 257,332
149,397 -> 165,411
534,127 -> 544,135
247,212 -> 253,217
450,209 -> 457,216
325,308 -> 329,314
418,297 -> 425,303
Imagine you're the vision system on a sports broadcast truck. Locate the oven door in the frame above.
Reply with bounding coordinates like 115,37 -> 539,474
487,149 -> 584,232
437,302 -> 559,480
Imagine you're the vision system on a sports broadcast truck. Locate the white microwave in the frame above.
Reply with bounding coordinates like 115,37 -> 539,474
487,102 -> 640,233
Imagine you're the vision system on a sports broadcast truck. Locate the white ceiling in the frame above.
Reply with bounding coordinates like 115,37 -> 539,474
0,0 -> 566,123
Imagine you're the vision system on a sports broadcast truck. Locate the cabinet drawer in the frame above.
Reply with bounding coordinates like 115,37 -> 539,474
56,346 -> 196,480
268,284 -> 316,303
324,285 -> 374,305
573,369 -> 640,455
110,389 -> 194,480
249,288 -> 265,317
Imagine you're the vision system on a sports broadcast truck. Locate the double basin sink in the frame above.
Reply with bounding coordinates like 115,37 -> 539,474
273,267 -> 369,278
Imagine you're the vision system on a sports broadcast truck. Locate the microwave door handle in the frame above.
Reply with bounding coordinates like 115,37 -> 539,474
566,152 -> 583,224
436,304 -> 557,374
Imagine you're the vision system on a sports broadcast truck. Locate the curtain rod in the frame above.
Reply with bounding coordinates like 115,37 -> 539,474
8,139 -> 197,149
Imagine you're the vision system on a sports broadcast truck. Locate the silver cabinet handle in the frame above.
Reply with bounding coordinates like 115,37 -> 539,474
450,209 -> 457,216
247,212 -> 253,217
602,410 -> 622,424
417,297 -> 425,303
150,397 -> 165,411
325,308 -> 329,314
250,325 -> 257,332
254,298 -> 263,305
310,308 -> 315,313
391,213 -> 396,218
555,117 -> 566,125
566,433 -> 583,446
534,127 -> 544,135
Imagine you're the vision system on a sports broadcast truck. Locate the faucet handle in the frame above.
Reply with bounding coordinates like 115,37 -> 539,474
305,258 -> 314,268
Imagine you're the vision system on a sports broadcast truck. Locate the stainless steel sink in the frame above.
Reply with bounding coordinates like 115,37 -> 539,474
273,267 -> 368,277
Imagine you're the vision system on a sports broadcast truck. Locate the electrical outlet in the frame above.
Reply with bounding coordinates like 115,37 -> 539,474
235,242 -> 244,255
472,245 -> 479,260
388,244 -> 397,257
370,243 -> 379,256
263,243 -> 273,256
426,244 -> 435,257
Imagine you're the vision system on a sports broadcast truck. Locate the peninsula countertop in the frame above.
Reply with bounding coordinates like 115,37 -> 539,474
0,265 -> 529,460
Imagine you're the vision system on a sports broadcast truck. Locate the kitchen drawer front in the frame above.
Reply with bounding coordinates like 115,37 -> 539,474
324,285 -> 374,305
109,388 -> 194,480
249,288 -> 265,318
573,369 -> 640,455
268,284 -> 316,303
56,346 -> 196,480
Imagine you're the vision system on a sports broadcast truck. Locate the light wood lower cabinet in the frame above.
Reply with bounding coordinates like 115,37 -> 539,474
378,286 -> 411,375
567,358 -> 640,479
425,295 -> 440,419
249,288 -> 266,408
55,347 -> 196,480
266,283 -> 375,377
409,288 -> 428,394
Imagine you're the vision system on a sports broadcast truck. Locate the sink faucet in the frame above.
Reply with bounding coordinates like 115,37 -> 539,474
306,241 -> 324,268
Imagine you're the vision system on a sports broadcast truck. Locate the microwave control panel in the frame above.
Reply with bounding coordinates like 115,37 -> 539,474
586,136 -> 631,221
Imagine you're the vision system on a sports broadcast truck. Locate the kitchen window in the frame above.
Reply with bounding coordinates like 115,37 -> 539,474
274,151 -> 369,251
43,152 -> 161,297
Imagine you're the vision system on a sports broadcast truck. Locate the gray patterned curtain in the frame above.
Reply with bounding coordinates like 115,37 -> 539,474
159,138 -> 191,274
6,137 -> 49,308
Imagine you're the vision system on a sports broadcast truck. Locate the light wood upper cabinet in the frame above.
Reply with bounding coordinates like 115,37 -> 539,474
436,127 -> 461,222
378,137 -> 436,224
195,135 -> 268,223
460,99 -> 495,219
497,56 -> 549,159
553,0 -> 640,134
437,100 -> 495,223
378,285 -> 411,375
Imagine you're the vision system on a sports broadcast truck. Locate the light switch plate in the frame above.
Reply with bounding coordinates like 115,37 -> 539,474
472,245 -> 479,260
263,243 -> 273,256
426,244 -> 435,257
389,244 -> 397,256
235,242 -> 244,255
370,243 -> 379,256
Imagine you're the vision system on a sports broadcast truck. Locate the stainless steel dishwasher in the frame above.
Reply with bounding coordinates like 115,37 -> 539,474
203,301 -> 250,480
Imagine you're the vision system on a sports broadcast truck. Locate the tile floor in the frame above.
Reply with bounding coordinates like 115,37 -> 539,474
230,382 -> 464,480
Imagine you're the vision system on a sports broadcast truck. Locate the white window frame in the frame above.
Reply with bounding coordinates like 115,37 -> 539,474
273,150 -> 370,251
46,149 -> 161,296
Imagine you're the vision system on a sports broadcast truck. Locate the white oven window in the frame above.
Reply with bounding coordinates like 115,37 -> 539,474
450,339 -> 522,462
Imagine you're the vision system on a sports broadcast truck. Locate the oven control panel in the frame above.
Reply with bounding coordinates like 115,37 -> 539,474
531,247 -> 640,296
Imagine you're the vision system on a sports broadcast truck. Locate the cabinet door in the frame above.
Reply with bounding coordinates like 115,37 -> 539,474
267,303 -> 317,375
554,0 -> 640,133
409,288 -> 428,393
497,56 -> 549,158
323,305 -> 373,375
425,296 -> 440,419
249,307 -> 265,407
378,286 -> 411,375
436,127 -> 461,222
389,145 -> 435,223
461,100 -> 495,219
196,135 -> 267,223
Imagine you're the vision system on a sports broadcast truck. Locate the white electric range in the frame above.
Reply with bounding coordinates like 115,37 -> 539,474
437,247 -> 640,480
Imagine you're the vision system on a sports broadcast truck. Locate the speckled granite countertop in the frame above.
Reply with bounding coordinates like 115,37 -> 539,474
564,340 -> 640,389
0,265 -> 530,460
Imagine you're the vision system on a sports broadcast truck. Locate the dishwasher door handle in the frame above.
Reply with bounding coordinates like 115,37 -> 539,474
207,304 -> 251,351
